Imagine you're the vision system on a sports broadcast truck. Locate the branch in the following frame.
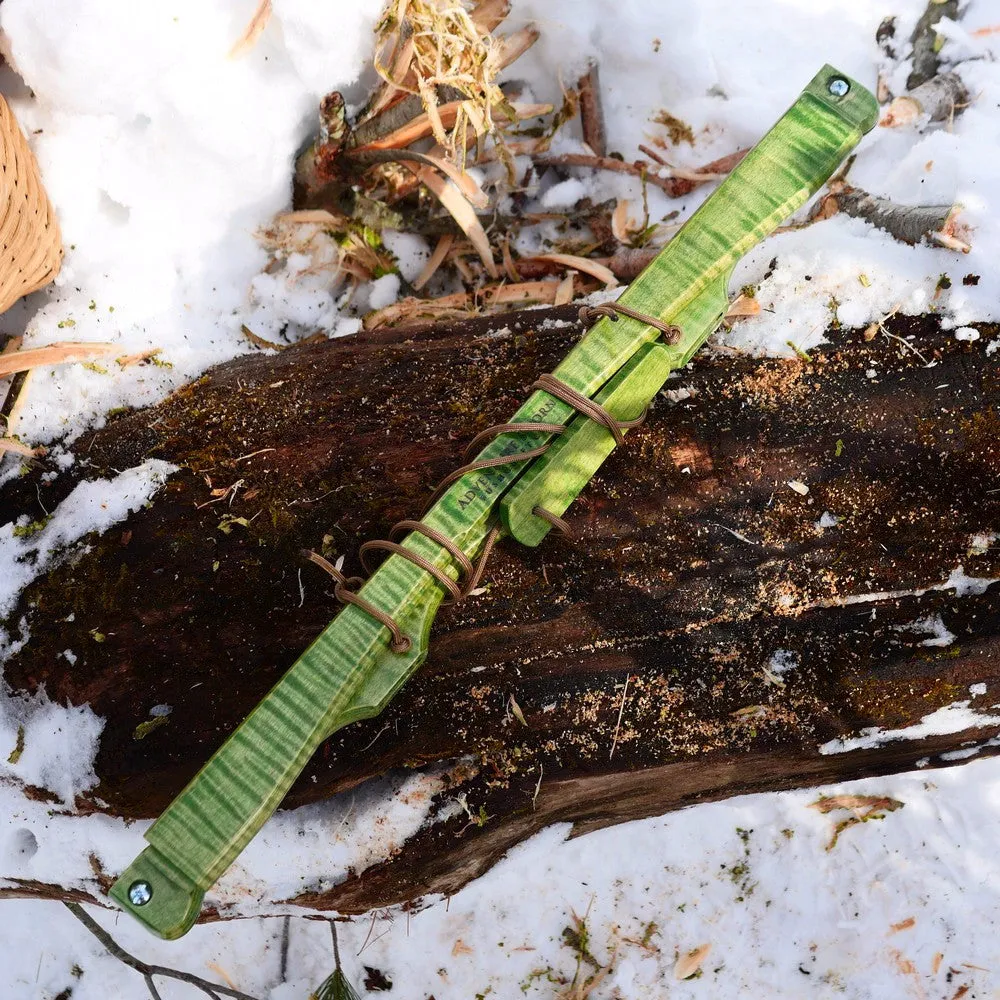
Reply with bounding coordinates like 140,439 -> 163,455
64,902 -> 262,1000
576,63 -> 607,156
533,148 -> 747,198
907,0 -> 959,90
817,182 -> 968,251
880,71 -> 968,127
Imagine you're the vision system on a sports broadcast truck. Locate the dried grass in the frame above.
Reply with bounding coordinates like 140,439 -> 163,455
371,0 -> 516,174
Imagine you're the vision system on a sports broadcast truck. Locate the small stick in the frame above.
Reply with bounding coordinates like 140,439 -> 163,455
64,902 -> 261,1000
816,182 -> 967,250
880,72 -> 968,127
907,0 -> 959,90
0,342 -> 116,378
609,675 -> 632,760
577,63 -> 607,156
534,147 -> 748,198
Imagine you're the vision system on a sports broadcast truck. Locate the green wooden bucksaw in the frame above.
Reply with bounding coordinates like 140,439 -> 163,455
111,65 -> 878,938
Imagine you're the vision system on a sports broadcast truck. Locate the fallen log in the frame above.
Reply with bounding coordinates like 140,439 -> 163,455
1,304 -> 999,917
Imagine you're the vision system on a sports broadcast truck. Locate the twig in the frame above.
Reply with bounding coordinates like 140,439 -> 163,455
609,675 -> 632,760
351,88 -> 463,149
637,144 -> 730,181
229,0 -> 272,58
577,63 -> 606,156
880,72 -> 968,127
907,0 -> 959,90
364,276 -> 598,329
816,182 -> 967,250
0,342 -> 116,379
64,902 -> 262,1000
534,147 -> 748,199
279,915 -> 291,984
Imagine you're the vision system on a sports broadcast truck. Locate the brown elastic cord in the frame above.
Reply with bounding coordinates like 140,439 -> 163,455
392,520 -> 475,577
360,519 -> 478,604
301,549 -> 412,653
303,325 -> 658,648
359,538 -> 464,602
531,372 -> 646,447
462,422 -> 566,461
579,302 -> 682,345
532,505 -> 571,536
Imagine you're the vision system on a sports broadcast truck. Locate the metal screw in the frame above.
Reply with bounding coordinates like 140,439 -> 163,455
828,78 -> 850,97
128,880 -> 153,906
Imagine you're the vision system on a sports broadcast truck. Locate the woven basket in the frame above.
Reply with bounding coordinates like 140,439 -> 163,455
0,94 -> 61,314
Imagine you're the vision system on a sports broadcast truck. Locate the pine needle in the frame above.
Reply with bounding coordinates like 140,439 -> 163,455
313,970 -> 361,1000
312,923 -> 361,1000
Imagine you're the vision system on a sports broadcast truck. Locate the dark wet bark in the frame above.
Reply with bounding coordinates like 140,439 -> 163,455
2,305 -> 998,916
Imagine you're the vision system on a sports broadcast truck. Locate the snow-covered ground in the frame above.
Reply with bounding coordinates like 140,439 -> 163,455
2,0 -> 1000,996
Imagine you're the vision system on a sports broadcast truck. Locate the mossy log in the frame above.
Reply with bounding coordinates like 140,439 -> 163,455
2,305 -> 999,917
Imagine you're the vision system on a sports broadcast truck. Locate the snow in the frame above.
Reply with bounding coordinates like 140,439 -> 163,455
1,0 -> 1000,996
768,649 -> 800,677
0,459 -> 176,617
10,759 -> 1000,998
820,701 -> 1000,755
0,692 -> 103,803
0,0 -> 384,444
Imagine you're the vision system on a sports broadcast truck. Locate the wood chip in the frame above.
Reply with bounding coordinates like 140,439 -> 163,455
116,348 -> 164,367
809,794 -> 900,813
469,0 -> 511,33
228,0 -> 272,58
0,436 -> 43,458
0,342 -> 117,379
508,694 -> 528,727
532,253 -> 617,287
889,917 -> 916,934
674,943 -> 711,980
553,272 -> 575,305
496,25 -> 540,71
724,294 -> 761,319
404,164 -> 498,278
412,234 -> 454,291
241,325 -> 285,351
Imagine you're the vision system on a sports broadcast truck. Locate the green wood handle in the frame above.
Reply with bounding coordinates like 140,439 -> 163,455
501,65 -> 877,546
111,64 -> 876,939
